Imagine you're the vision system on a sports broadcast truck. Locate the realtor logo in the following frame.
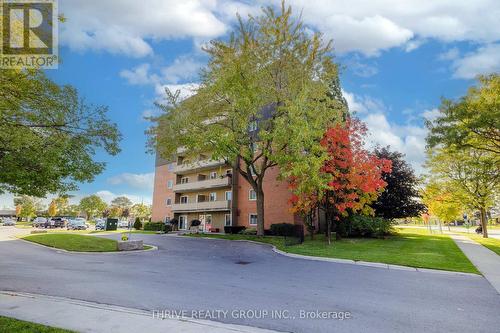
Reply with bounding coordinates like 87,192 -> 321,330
0,0 -> 58,68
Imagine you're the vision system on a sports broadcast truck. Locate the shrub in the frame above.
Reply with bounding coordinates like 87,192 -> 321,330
270,223 -> 296,237
133,217 -> 142,230
224,226 -> 246,234
346,215 -> 393,237
164,224 -> 172,233
239,228 -> 257,235
143,222 -> 165,232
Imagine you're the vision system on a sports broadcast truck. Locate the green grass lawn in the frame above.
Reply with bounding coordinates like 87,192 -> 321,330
0,316 -> 75,333
186,228 -> 479,274
22,234 -> 118,252
467,235 -> 500,255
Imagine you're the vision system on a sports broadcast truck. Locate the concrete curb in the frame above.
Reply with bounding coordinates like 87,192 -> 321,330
16,237 -> 158,254
0,291 -> 279,333
179,234 -> 480,277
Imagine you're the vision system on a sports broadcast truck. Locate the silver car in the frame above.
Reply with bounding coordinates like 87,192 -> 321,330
67,218 -> 88,230
2,218 -> 16,226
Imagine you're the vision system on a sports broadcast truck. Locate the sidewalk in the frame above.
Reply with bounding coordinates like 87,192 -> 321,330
450,234 -> 500,294
0,291 -> 278,333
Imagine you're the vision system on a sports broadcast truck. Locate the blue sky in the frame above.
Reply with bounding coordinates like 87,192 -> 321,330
1,0 -> 499,208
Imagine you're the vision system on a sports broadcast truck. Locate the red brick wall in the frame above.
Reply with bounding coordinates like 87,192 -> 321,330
151,164 -> 175,222
235,166 -> 297,229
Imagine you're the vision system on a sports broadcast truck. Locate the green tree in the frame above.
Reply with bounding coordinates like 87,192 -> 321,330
79,195 -> 107,220
0,70 -> 121,197
148,2 -> 345,235
108,206 -> 122,218
425,148 -> 499,237
53,195 -> 71,214
371,147 -> 425,219
130,203 -> 150,220
110,196 -> 132,219
133,217 -> 142,230
427,74 -> 500,156
13,195 -> 43,221
48,200 -> 57,217
422,180 -> 463,224
63,204 -> 81,217
110,196 -> 132,209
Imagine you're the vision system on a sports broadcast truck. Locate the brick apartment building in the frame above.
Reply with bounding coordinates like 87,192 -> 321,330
151,152 -> 299,231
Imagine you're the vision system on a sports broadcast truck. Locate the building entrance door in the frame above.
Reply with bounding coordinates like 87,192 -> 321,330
199,214 -> 212,232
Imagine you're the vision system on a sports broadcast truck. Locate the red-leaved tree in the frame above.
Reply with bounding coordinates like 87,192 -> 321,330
290,119 -> 392,244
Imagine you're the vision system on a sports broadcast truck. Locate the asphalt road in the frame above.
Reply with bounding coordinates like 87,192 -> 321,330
1,231 -> 499,333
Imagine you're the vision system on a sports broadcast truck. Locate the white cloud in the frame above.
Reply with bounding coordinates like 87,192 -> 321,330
95,190 -> 151,205
438,47 -> 460,61
343,90 -> 429,173
363,113 -> 427,174
155,83 -> 200,101
422,108 -> 440,121
404,39 -> 426,52
60,0 -> 228,57
343,90 -> 386,114
58,1 -> 500,59
107,172 -> 155,190
451,44 -> 500,79
161,56 -> 203,84
120,63 -> 158,85
287,0 -> 500,55
350,62 -> 379,77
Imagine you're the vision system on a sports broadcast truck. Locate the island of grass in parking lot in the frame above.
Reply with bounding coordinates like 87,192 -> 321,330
186,227 -> 479,274
22,234 -> 118,252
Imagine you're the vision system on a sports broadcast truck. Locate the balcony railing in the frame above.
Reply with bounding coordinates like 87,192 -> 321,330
173,177 -> 231,193
171,200 -> 231,212
173,159 -> 226,173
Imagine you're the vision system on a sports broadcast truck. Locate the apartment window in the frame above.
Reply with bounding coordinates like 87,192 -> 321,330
209,192 -> 217,202
249,214 -> 258,225
197,194 -> 206,203
166,198 -> 172,206
167,180 -> 173,189
180,177 -> 189,184
167,163 -> 174,171
248,120 -> 258,132
209,171 -> 217,179
180,196 -> 188,204
224,214 -> 232,226
249,189 -> 257,201
225,191 -> 232,201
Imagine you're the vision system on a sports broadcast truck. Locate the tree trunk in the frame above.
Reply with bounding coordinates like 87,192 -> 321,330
326,218 -> 331,245
480,207 -> 489,238
256,185 -> 265,236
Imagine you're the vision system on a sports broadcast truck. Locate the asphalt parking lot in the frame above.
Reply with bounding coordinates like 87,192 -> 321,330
1,230 -> 499,332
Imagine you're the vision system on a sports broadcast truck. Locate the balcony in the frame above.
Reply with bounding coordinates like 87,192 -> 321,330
173,177 -> 231,193
173,159 -> 226,174
171,200 -> 231,212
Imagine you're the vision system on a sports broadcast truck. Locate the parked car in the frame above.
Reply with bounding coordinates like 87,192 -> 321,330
32,217 -> 47,228
118,220 -> 130,228
95,219 -> 105,230
1,218 -> 16,226
50,217 -> 66,228
67,218 -> 88,230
